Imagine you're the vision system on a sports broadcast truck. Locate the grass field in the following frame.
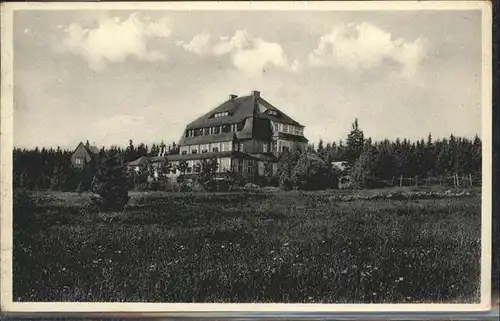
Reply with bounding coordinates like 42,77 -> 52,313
13,187 -> 481,303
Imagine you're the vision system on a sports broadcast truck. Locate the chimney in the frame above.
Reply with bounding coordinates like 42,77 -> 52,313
251,90 -> 260,97
229,94 -> 237,100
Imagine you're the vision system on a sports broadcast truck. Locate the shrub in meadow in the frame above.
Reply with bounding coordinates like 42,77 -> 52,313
224,169 -> 247,187
90,148 -> 130,211
349,147 -> 378,189
291,153 -> 332,190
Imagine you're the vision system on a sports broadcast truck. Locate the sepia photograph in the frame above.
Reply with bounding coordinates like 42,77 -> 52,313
0,1 -> 493,313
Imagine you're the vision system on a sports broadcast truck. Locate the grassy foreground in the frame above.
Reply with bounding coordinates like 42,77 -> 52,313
13,188 -> 481,303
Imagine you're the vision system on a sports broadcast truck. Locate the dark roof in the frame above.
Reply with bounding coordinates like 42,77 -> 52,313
127,156 -> 169,166
185,93 -> 303,131
127,156 -> 150,166
85,145 -> 100,154
73,142 -> 100,156
306,152 -> 327,163
277,132 -> 309,143
251,153 -> 278,162
256,96 -> 304,127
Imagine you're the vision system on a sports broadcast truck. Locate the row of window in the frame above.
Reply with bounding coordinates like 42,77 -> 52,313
231,159 -> 254,174
180,141 -> 273,155
180,141 -> 233,155
272,122 -> 304,136
179,140 -> 303,155
213,111 -> 230,118
185,123 -> 243,138
274,139 -> 307,153
170,158 -> 255,174
185,121 -> 303,139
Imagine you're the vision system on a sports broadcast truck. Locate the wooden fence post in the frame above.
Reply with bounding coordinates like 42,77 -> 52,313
469,173 -> 473,187
391,176 -> 395,186
399,175 -> 403,187
456,173 -> 460,187
415,176 -> 418,186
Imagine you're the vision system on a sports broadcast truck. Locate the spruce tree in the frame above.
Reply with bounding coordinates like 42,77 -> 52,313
345,118 -> 365,166
349,146 -> 377,189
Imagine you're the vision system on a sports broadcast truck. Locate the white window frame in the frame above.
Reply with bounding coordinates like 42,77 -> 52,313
221,141 -> 232,152
245,160 -> 254,174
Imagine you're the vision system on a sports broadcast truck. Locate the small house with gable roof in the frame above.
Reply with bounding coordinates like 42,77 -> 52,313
70,141 -> 100,168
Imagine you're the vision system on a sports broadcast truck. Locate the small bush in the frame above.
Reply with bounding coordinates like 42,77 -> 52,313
91,149 -> 130,211
178,179 -> 205,192
291,153 -> 332,190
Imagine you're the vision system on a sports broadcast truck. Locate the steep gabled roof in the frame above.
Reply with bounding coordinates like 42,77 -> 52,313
185,95 -> 256,130
73,142 -> 100,156
184,93 -> 303,130
255,96 -> 303,127
86,145 -> 100,155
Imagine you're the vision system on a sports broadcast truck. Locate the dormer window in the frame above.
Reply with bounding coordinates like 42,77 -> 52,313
267,110 -> 279,116
213,111 -> 229,118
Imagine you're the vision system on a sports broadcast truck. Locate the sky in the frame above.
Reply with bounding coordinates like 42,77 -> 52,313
13,8 -> 484,149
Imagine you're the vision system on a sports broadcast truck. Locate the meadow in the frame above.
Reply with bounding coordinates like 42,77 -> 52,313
13,187 -> 481,303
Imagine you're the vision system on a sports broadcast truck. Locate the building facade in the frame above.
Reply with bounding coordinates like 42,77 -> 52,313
70,141 -> 99,168
170,90 -> 307,177
128,91 -> 308,179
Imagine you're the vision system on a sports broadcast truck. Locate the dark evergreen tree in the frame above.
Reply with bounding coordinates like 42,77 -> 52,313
91,148 -> 130,211
345,118 -> 365,165
349,146 -> 377,189
317,139 -> 325,159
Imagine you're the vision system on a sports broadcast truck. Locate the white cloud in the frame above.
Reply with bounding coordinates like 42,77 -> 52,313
178,29 -> 299,76
309,22 -> 427,78
176,32 -> 212,56
214,30 -> 300,75
60,13 -> 172,70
